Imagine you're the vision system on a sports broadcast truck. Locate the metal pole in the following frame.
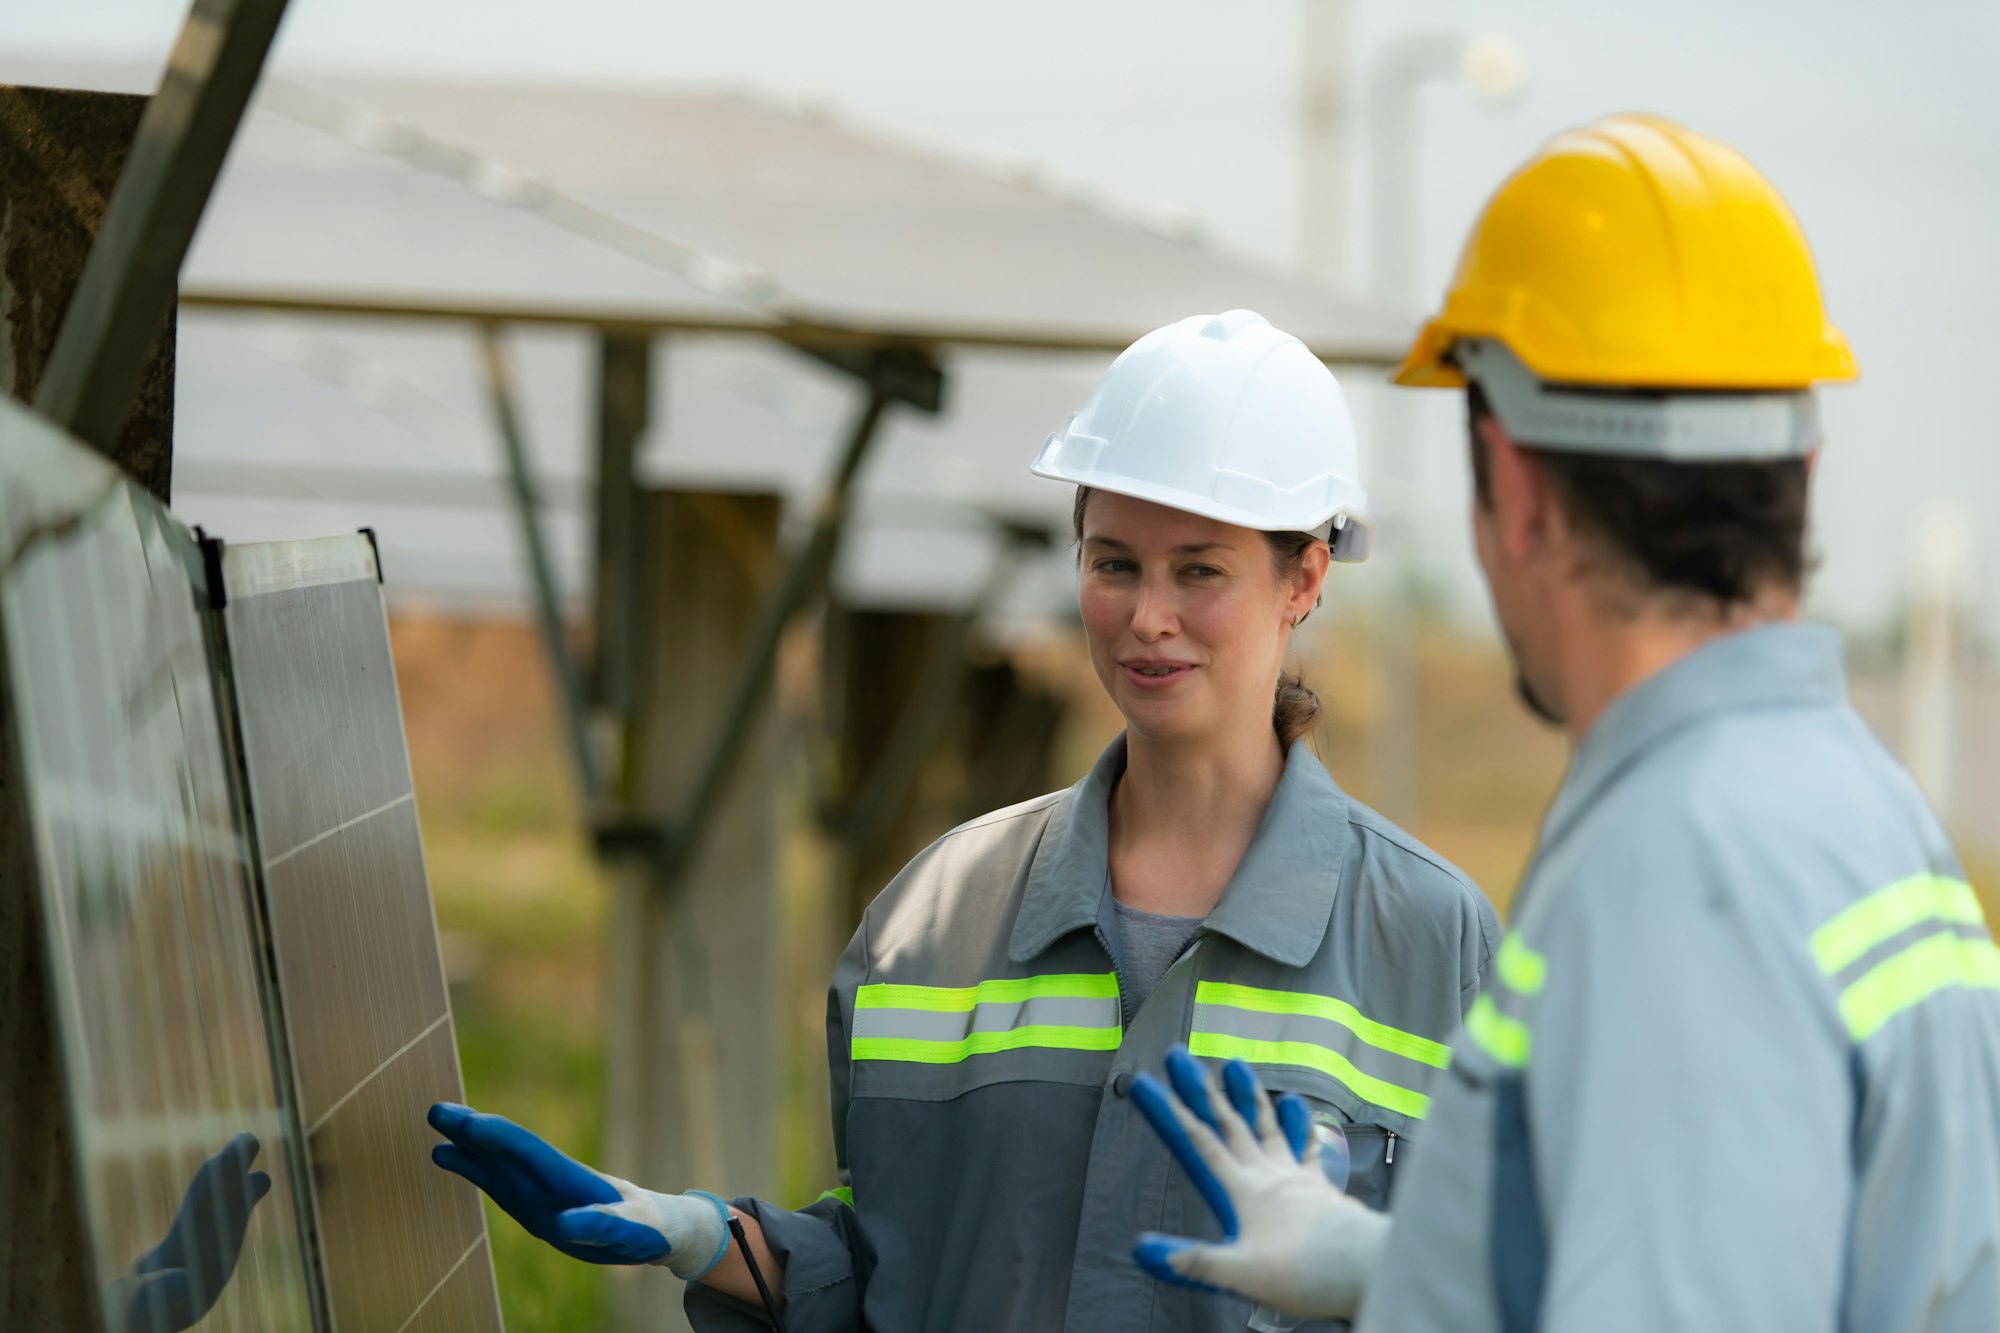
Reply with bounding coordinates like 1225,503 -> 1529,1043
174,288 -> 1411,369
34,0 -> 292,451
1361,38 -> 1442,830
1296,0 -> 1354,284
648,387 -> 893,889
477,322 -> 600,803
592,332 -> 651,717
1902,503 -> 1972,821
1361,30 -> 1525,828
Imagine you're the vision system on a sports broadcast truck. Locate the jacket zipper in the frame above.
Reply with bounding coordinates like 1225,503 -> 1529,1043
1092,923 -> 1129,1027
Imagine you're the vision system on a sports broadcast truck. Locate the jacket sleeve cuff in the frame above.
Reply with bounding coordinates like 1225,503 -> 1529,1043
684,1195 -> 865,1333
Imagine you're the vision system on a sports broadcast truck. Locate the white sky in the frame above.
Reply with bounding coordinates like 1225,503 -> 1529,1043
10,0 -> 2000,640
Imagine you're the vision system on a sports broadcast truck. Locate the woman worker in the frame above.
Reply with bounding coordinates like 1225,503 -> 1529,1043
426,310 -> 1499,1332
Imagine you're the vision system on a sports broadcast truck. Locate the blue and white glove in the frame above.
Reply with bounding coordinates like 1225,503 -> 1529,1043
1130,1045 -> 1388,1319
427,1102 -> 730,1278
107,1131 -> 270,1332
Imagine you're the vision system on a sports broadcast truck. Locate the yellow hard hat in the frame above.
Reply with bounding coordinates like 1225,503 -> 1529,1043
1394,114 -> 1857,392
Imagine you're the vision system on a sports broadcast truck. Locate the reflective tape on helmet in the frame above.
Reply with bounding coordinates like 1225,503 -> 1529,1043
1813,876 -> 2000,1042
850,973 -> 1122,1064
1456,339 -> 1821,462
1187,980 -> 1448,1120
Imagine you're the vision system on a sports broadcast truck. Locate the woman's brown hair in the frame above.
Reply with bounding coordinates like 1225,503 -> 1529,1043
1071,487 -> 1323,748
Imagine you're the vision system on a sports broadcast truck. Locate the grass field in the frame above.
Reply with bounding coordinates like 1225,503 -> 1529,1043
393,610 -> 1994,1331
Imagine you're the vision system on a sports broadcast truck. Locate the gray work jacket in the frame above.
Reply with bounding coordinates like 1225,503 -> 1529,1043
1363,623 -> 2000,1333
689,736 -> 1498,1333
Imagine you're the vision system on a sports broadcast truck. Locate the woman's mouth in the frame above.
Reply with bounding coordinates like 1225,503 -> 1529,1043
1120,661 -> 1195,690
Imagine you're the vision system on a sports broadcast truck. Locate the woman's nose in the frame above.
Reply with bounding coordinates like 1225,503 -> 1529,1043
1129,578 -> 1178,641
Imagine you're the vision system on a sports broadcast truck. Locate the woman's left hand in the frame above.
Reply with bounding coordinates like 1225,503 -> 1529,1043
1130,1047 -> 1388,1318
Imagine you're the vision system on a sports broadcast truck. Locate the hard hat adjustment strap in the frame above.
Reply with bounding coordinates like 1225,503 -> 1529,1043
1454,339 -> 1821,461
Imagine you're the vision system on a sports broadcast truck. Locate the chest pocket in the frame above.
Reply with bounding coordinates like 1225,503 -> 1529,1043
1334,1122 -> 1402,1211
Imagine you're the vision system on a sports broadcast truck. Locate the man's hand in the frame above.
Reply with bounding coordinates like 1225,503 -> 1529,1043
1130,1046 -> 1388,1318
427,1102 -> 730,1277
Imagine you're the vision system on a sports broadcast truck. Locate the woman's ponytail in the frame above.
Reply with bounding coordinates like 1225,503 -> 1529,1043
1273,671 -> 1322,749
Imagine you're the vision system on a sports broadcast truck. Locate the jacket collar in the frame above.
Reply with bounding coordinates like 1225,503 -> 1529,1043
1010,735 -> 1349,968
1542,621 -> 1848,847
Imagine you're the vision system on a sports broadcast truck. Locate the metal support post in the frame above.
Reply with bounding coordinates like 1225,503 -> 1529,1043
603,487 -> 783,1333
34,0 -> 291,452
594,342 -> 943,888
649,387 -> 889,886
591,332 -> 651,719
477,322 -> 599,803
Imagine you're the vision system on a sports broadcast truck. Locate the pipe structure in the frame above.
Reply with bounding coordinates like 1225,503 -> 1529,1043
478,321 -> 601,803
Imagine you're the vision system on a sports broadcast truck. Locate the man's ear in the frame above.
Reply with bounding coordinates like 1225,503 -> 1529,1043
1476,411 -> 1550,563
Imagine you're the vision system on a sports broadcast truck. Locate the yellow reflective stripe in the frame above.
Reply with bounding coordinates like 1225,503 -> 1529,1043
1188,1032 -> 1431,1120
851,1025 -> 1121,1064
855,972 -> 1119,1012
1193,981 -> 1451,1068
1840,932 -> 2000,1043
1812,874 -> 1985,976
1464,993 -> 1532,1069
816,1186 -> 854,1209
1495,932 -> 1546,996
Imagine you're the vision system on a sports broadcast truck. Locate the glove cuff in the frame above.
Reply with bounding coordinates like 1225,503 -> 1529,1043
1297,1204 -> 1391,1317
660,1189 -> 732,1280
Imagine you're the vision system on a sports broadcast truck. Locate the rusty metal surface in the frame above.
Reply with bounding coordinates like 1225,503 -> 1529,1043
0,85 -> 175,502
30,0 -> 285,457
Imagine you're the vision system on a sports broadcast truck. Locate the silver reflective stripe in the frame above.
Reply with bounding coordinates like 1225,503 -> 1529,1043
853,995 -> 1118,1042
851,973 -> 1124,1064
1188,982 -> 1446,1121
1457,338 -> 1820,461
1192,1003 -> 1432,1082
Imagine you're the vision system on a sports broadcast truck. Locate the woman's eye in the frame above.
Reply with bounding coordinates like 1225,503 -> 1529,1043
1095,558 -> 1136,575
1184,565 -> 1222,579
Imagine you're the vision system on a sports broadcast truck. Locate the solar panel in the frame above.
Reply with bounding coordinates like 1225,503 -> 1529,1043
218,533 -> 503,1333
0,403 -> 319,1331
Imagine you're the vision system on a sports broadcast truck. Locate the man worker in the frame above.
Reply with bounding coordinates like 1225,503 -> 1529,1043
1130,113 -> 2000,1331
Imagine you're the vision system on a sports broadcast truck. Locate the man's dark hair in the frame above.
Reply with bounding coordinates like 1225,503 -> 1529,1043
1466,383 -> 1811,604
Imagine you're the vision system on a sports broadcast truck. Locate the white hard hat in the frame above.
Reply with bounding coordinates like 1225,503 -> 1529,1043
1031,309 -> 1371,562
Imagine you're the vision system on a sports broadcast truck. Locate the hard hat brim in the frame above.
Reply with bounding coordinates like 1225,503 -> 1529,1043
1030,459 -> 1371,563
1390,319 -> 1467,389
1394,317 -> 1859,393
